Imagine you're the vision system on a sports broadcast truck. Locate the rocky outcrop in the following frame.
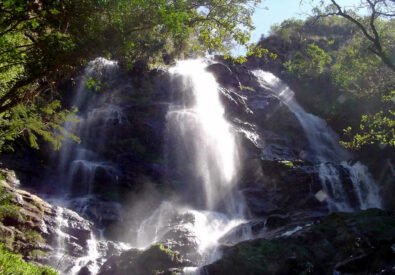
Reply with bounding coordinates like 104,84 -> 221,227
206,62 -> 332,220
0,58 -> 392,275
0,169 -> 99,271
99,244 -> 189,275
203,209 -> 395,275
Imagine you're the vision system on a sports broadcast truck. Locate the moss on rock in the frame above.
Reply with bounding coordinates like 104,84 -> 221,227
0,170 -> 56,273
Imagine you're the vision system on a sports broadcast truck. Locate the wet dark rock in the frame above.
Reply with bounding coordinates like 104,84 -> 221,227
158,213 -> 201,264
0,169 -> 98,270
240,159 -> 327,218
203,209 -> 395,275
70,197 -> 122,227
99,244 -> 189,275
265,214 -> 290,229
77,266 -> 92,275
61,209 -> 92,245
207,63 -> 240,90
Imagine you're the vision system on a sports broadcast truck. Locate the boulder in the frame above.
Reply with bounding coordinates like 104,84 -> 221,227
99,244 -> 189,275
203,209 -> 395,275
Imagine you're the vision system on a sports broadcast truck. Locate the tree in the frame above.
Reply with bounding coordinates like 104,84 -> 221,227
266,15 -> 395,149
0,0 -> 260,150
285,43 -> 332,78
310,0 -> 395,71
301,0 -> 395,148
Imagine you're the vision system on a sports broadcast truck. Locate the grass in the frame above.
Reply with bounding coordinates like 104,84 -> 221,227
0,244 -> 57,275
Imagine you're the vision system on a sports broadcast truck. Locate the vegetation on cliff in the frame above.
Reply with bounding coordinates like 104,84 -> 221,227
0,0 -> 261,152
0,1 -> 394,273
0,170 -> 56,274
1,0 -> 393,152
259,9 -> 394,149
0,244 -> 57,275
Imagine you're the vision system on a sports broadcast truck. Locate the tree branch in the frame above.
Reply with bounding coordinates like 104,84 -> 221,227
323,0 -> 395,71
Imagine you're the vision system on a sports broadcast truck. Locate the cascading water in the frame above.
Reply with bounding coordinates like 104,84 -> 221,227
252,70 -> 382,211
46,58 -> 123,275
54,206 -> 68,261
134,59 -> 250,268
56,58 -> 121,198
41,59 -> 385,275
70,233 -> 100,274
167,60 -> 242,215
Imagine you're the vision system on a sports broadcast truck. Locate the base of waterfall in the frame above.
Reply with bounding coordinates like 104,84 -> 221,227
1,168 -> 394,275
203,209 -> 395,275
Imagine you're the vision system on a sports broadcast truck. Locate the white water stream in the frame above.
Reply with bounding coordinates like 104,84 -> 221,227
134,60 -> 250,268
168,60 -> 243,215
252,70 -> 382,211
48,59 -> 119,275
47,59 -> 383,275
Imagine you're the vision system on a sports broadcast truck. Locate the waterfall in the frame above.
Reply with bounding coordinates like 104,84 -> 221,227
43,59 -> 384,275
46,58 -> 121,275
54,206 -> 68,261
134,59 -> 249,267
70,233 -> 100,275
56,58 -> 121,197
252,70 -> 382,211
167,59 -> 242,215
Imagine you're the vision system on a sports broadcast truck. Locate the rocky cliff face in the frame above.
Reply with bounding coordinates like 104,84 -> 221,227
0,58 -> 393,274
0,168 -> 129,274
203,208 -> 395,275
0,169 -> 86,260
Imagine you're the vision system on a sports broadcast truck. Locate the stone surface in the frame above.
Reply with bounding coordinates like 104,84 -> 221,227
203,209 -> 395,275
0,169 -> 95,268
99,244 -> 189,275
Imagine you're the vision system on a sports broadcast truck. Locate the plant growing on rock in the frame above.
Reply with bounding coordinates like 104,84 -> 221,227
0,0 -> 262,151
0,244 -> 56,275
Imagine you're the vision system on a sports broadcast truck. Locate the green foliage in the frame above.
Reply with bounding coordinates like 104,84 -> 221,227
28,249 -> 47,260
239,84 -> 255,92
0,204 -> 22,222
285,43 -> 332,78
227,44 -> 273,64
85,77 -> 103,92
0,244 -> 57,275
279,160 -> 296,168
331,36 -> 386,95
0,101 -> 79,152
0,0 -> 261,151
309,0 -> 395,71
342,91 -> 395,149
24,230 -> 45,246
0,186 -> 23,222
268,16 -> 395,149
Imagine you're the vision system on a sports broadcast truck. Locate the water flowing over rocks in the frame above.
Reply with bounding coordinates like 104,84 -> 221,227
0,57 -> 393,274
202,209 -> 395,275
0,169 -> 118,274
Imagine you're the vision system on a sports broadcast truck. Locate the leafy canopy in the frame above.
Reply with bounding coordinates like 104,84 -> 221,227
268,15 -> 395,149
285,43 -> 332,78
0,0 -> 260,151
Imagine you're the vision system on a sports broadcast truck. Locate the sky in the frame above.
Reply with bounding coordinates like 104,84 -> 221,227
250,0 -> 363,42
232,0 -> 362,55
